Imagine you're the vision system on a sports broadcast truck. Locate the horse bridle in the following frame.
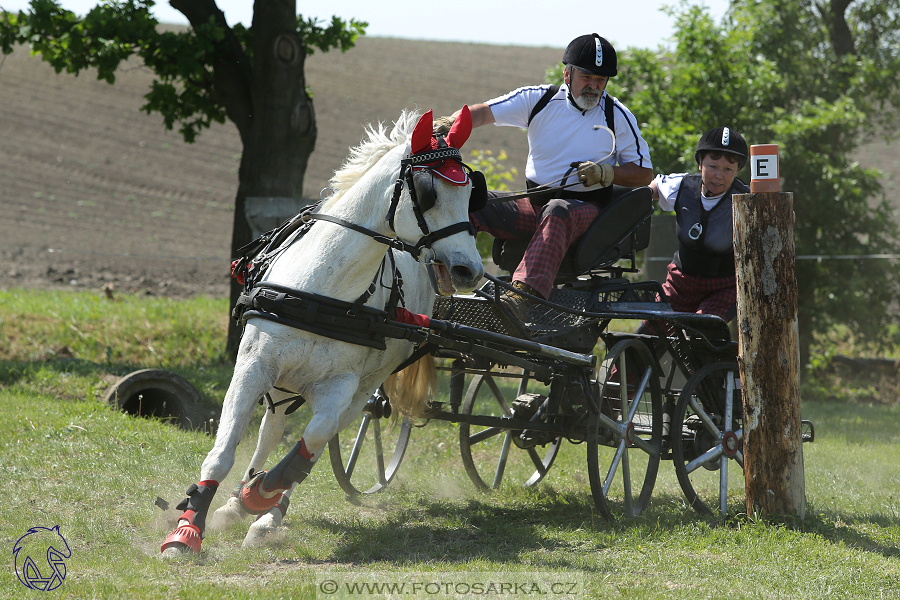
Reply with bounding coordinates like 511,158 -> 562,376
386,135 -> 486,238
309,138 -> 486,260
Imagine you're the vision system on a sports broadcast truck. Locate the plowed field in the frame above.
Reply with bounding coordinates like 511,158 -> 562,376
0,36 -> 558,298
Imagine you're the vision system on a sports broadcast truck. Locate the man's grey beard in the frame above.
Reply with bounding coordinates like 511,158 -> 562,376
574,90 -> 601,111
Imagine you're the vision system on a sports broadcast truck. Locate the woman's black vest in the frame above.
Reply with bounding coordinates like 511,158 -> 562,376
673,174 -> 749,277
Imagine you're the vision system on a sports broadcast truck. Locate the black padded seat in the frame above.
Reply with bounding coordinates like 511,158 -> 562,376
492,185 -> 653,279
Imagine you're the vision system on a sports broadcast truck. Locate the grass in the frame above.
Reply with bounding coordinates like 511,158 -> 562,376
803,324 -> 900,404
1,288 -> 899,599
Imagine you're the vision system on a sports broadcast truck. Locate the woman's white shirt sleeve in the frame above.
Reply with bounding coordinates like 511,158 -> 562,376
654,173 -> 687,212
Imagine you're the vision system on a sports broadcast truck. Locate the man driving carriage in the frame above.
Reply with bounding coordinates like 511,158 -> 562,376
437,33 -> 653,329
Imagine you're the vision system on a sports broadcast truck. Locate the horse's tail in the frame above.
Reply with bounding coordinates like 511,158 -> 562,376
382,354 -> 436,420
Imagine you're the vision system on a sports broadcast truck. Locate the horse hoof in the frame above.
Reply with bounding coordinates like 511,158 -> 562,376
161,524 -> 202,555
160,545 -> 190,559
208,497 -> 247,530
242,511 -> 281,548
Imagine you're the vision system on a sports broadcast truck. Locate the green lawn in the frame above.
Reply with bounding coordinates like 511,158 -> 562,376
1,289 -> 898,599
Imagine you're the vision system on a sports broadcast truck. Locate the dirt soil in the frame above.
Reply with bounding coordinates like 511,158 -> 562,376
0,37 -> 559,299
0,35 -> 894,300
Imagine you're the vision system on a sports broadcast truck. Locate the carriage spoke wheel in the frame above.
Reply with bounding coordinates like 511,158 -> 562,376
587,339 -> 662,521
329,393 -> 412,495
672,362 -> 744,516
459,368 -> 560,491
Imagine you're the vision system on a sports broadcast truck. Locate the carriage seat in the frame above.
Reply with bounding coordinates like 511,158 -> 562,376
492,185 -> 653,280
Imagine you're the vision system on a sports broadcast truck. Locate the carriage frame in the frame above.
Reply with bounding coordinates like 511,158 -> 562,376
325,184 -> 814,521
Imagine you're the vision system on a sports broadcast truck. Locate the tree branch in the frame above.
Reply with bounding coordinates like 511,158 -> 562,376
168,0 -> 254,139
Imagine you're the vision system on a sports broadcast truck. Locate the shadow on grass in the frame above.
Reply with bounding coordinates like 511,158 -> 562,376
288,486 -> 900,568
295,489 -> 707,569
302,498 -> 596,568
799,509 -> 900,560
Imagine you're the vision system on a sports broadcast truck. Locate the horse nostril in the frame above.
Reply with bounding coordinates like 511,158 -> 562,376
450,265 -> 470,278
450,265 -> 475,281
450,264 -> 484,283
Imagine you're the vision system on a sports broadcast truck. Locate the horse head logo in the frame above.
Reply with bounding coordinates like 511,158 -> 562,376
13,525 -> 71,591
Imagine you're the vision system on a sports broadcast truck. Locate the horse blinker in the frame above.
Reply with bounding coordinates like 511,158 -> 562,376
468,169 -> 488,213
412,170 -> 437,213
413,165 -> 487,216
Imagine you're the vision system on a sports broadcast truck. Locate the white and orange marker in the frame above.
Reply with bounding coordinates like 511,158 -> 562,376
750,144 -> 780,193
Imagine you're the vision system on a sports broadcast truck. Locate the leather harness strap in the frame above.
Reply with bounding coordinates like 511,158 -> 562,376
231,141 -> 477,364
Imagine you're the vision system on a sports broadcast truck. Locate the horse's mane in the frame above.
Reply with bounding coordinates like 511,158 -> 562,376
322,110 -> 420,211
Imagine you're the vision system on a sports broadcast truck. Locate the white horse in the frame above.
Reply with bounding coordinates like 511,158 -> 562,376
161,107 -> 484,555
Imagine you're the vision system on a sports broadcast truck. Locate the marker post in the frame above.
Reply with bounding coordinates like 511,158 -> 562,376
732,144 -> 806,520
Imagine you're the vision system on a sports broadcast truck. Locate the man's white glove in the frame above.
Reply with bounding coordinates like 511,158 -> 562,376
577,161 -> 615,188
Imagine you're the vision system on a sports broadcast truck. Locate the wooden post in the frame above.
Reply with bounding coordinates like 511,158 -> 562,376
733,144 -> 806,520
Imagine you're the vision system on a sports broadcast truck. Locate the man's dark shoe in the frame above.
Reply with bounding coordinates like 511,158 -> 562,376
497,281 -> 540,335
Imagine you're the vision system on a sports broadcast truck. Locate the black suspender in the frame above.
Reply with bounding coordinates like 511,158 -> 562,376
527,85 -> 560,126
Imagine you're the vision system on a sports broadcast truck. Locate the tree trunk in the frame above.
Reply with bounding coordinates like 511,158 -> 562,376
225,0 -> 317,358
733,191 -> 806,520
819,0 -> 856,57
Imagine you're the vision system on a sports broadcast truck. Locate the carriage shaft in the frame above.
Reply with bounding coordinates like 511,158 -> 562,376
427,318 -> 596,368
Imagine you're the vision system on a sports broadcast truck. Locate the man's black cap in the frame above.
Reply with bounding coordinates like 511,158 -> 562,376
563,33 -> 618,77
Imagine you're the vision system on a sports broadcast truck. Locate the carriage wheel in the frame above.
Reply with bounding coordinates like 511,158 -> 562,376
587,339 -> 663,521
459,369 -> 561,491
328,392 -> 412,495
671,362 -> 744,516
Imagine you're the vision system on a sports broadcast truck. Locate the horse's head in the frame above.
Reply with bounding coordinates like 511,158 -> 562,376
389,106 -> 486,295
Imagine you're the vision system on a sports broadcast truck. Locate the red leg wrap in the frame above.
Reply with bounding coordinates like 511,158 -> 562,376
161,480 -> 219,555
239,471 -> 285,515
298,439 -> 314,460
240,439 -> 314,515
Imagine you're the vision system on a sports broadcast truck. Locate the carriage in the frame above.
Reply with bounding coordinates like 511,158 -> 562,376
326,183 -> 815,521
162,108 -> 812,555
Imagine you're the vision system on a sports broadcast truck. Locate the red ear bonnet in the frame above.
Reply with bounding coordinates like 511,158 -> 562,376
407,106 -> 470,186
445,105 -> 472,150
410,109 -> 434,155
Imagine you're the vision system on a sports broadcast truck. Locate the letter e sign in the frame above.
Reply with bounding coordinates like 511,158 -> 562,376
749,144 -> 780,192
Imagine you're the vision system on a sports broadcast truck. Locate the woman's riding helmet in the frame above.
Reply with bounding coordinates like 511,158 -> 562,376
695,126 -> 748,169
562,33 -> 618,77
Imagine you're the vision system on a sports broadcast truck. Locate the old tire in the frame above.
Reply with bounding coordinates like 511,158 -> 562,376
103,369 -> 202,430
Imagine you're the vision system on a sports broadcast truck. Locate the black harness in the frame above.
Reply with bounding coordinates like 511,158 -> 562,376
296,136 -> 487,260
385,136 -> 487,241
231,137 -> 486,351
